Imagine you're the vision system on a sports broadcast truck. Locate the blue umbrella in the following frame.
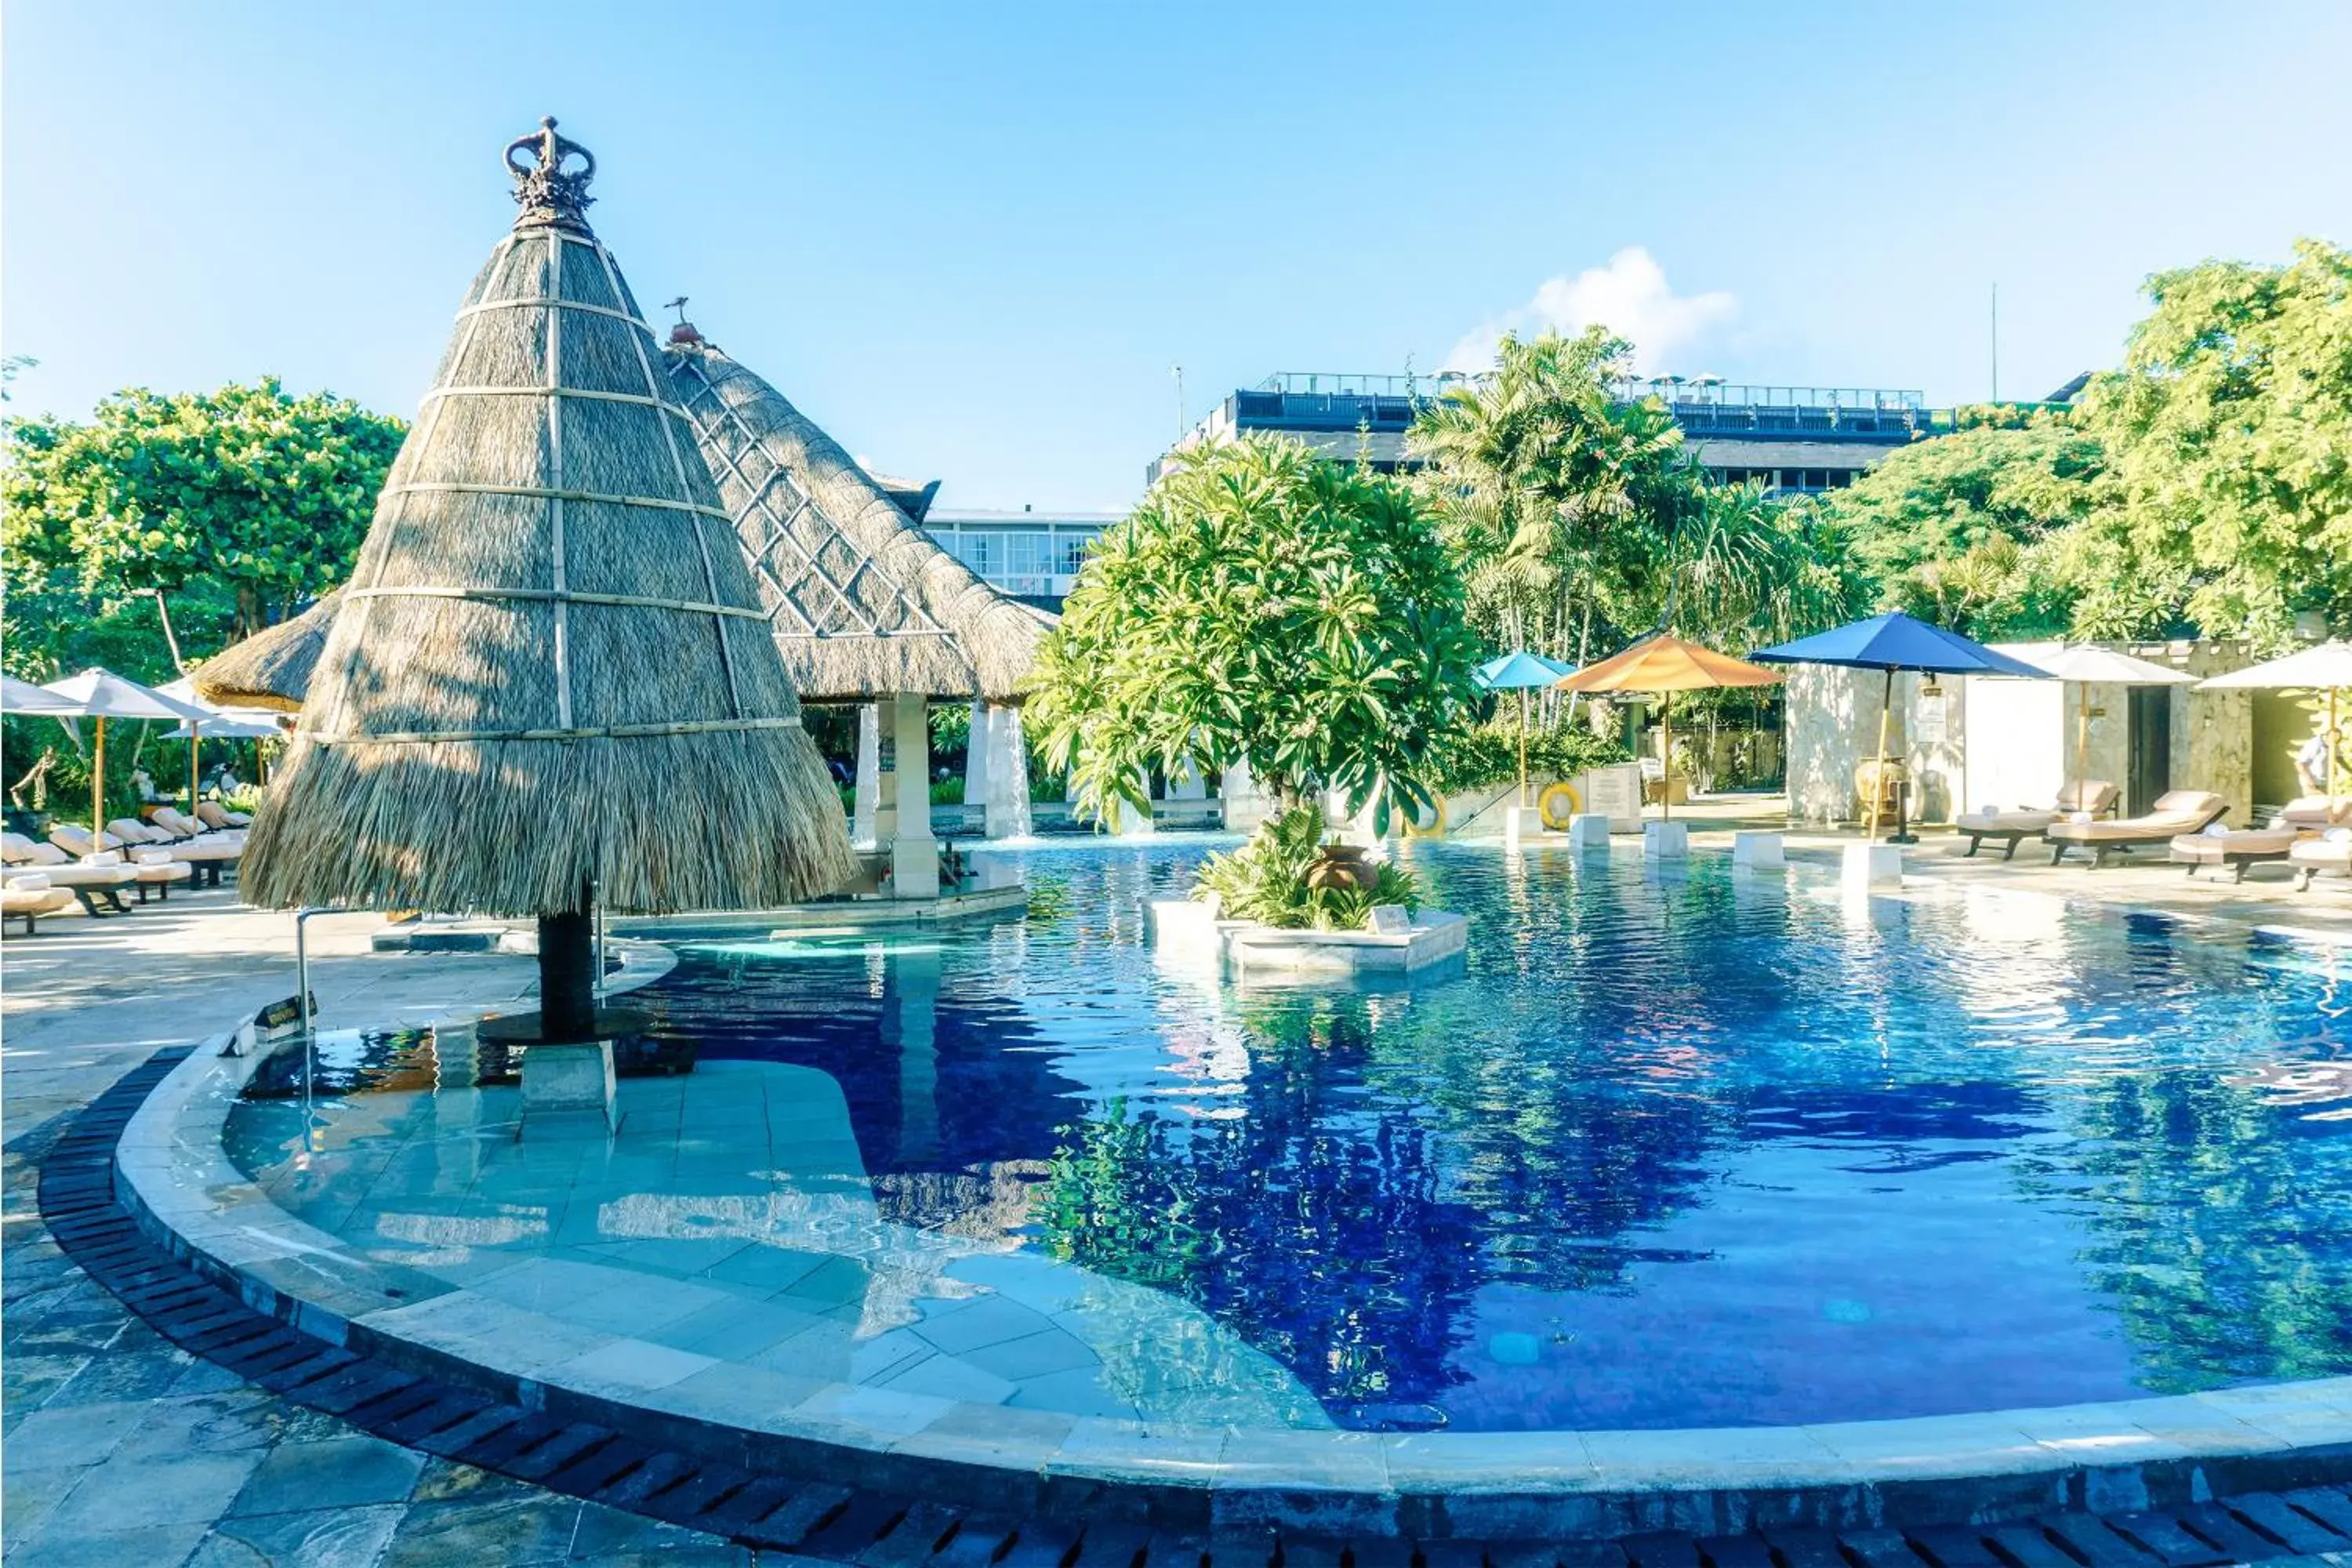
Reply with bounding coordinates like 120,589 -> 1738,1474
1473,650 -> 1577,806
1474,650 -> 1577,690
1751,612 -> 2051,840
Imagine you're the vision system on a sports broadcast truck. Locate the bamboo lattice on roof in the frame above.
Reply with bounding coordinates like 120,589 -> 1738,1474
240,118 -> 855,916
663,339 -> 1049,704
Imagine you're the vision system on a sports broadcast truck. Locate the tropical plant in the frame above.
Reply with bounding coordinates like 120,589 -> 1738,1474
2066,238 -> 2352,648
1029,434 -> 1480,834
1410,328 -> 1871,670
1425,717 -> 1627,795
1193,805 -> 1420,931
1408,328 -> 1697,666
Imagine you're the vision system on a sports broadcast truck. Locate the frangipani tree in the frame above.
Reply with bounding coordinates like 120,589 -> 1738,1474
1030,434 -> 1479,835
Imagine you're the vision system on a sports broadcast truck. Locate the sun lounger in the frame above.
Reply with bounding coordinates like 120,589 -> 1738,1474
2275,795 -> 2352,831
150,806 -> 242,844
2,834 -> 140,914
1958,781 -> 2119,859
2292,830 -> 2352,891
2046,790 -> 2228,868
60,822 -> 238,887
3,872 -> 75,935
194,800 -> 251,829
2169,826 -> 2303,883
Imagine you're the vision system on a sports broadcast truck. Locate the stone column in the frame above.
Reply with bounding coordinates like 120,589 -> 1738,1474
963,699 -> 990,826
853,702 -> 883,850
1122,768 -> 1157,835
1165,758 -> 1208,800
891,692 -> 940,898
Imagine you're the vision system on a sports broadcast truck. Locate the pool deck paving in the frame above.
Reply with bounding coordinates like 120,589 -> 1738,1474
4,845 -> 2350,1564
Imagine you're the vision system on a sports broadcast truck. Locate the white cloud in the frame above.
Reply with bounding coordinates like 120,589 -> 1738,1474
1444,248 -> 1737,376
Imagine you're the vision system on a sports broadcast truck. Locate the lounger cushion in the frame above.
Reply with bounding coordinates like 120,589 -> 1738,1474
2170,829 -> 2301,861
2048,791 -> 2227,842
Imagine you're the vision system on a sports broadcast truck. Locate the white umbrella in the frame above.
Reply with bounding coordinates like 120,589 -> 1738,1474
157,676 -> 284,810
38,669 -> 212,840
2031,645 -> 2198,794
2,675 -> 80,715
2198,641 -> 2352,797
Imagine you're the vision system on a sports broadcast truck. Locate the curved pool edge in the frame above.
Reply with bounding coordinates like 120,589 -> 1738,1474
109,968 -> 2352,1539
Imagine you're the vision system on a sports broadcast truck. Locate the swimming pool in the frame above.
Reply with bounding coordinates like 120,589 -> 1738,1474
237,838 -> 2352,1433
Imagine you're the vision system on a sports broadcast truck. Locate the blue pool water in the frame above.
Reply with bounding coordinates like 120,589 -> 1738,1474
624,838 -> 2352,1432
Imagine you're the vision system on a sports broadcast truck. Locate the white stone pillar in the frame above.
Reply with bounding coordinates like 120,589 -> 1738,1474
1166,758 -> 1208,800
853,703 -> 883,851
891,693 -> 939,898
1123,768 -> 1158,834
982,705 -> 1033,840
963,699 -> 990,824
1221,760 -> 1270,833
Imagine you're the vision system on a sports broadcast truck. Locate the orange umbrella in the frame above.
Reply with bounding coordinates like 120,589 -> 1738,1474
1558,634 -> 1781,820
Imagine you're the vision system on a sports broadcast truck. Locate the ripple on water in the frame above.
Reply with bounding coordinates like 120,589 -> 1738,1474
240,842 -> 2352,1430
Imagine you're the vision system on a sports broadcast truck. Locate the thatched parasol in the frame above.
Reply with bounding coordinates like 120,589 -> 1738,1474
244,118 -> 855,1033
190,590 -> 339,713
662,333 -> 1048,704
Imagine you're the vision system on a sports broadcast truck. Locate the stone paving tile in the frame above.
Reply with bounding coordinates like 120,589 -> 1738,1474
184,1504 -> 407,1567
1,898 -> 764,1568
2,1519 -> 214,1568
227,1433 -> 430,1515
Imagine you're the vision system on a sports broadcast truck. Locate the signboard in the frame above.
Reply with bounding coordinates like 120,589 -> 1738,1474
1580,763 -> 1642,829
1916,694 -> 1948,744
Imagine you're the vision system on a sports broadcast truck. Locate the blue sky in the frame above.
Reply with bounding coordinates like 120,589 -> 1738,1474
6,3 -> 2347,510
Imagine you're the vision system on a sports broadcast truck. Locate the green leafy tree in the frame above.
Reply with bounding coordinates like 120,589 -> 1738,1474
1813,417 -> 2107,637
1029,434 -> 1479,834
2067,238 -> 2352,648
3,376 -> 404,641
3,376 -> 399,822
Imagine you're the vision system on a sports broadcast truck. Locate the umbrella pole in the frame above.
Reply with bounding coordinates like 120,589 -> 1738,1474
2076,682 -> 2089,797
1869,670 -> 1893,844
1661,694 -> 1673,823
91,717 -> 106,847
1519,688 -> 1530,808
189,723 -> 201,818
2331,688 -> 2342,800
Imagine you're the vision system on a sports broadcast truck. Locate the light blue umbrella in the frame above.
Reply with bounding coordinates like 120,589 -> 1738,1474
1474,650 -> 1578,805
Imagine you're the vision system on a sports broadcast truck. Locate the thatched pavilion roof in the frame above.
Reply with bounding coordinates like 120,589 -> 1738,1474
662,338 -> 1049,704
190,590 -> 339,713
241,119 -> 855,917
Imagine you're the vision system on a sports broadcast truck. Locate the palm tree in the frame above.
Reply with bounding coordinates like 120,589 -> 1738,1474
1410,328 -> 1695,672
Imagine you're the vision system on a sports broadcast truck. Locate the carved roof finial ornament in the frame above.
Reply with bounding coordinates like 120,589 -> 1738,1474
505,116 -> 596,232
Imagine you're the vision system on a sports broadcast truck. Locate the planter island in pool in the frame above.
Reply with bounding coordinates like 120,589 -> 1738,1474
1148,897 -> 1469,978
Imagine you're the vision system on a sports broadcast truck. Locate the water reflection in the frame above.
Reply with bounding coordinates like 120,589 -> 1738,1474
276,840 -> 2352,1428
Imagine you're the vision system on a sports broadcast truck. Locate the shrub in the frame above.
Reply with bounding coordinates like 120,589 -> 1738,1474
1193,806 -> 1419,931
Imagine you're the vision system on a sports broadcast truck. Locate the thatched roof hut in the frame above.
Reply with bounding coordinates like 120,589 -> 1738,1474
191,590 -> 339,713
242,119 -> 855,919
662,336 -> 1049,704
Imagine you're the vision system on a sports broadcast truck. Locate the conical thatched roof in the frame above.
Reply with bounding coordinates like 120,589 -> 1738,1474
242,119 -> 855,916
191,590 -> 339,713
662,337 -> 1049,703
